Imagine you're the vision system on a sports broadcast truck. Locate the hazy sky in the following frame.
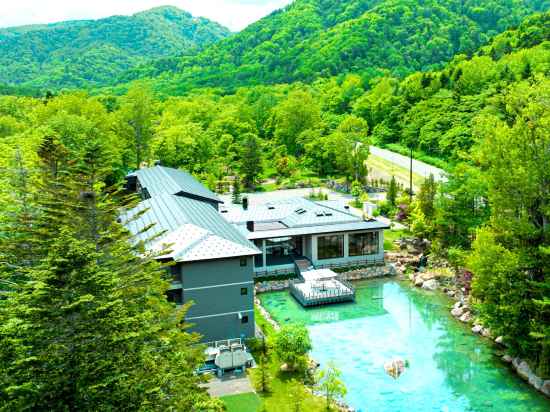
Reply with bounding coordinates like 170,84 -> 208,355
0,0 -> 294,31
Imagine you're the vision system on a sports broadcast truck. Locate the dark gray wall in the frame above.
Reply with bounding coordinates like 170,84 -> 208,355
179,256 -> 255,342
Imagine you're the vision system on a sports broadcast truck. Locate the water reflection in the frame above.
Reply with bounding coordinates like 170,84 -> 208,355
259,280 -> 550,412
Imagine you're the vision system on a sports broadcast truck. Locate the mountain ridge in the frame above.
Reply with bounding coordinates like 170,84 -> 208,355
115,0 -> 549,95
0,6 -> 231,90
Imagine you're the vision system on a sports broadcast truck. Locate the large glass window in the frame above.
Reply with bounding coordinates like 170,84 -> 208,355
349,232 -> 379,256
317,235 -> 344,260
266,237 -> 295,267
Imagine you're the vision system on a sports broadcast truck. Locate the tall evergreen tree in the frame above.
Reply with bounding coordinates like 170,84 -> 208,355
0,137 -> 222,411
119,82 -> 155,168
417,174 -> 437,220
387,176 -> 398,206
239,133 -> 263,189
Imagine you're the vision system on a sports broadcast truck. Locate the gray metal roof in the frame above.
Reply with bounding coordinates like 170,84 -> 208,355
222,197 -> 389,240
123,194 -> 259,262
222,198 -> 360,227
129,166 -> 221,203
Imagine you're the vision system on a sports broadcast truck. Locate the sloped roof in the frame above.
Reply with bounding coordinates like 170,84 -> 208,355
128,166 -> 221,203
123,194 -> 259,262
222,197 -> 360,227
222,197 -> 389,240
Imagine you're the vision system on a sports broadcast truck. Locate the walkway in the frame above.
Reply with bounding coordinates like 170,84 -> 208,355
370,146 -> 447,182
204,370 -> 255,398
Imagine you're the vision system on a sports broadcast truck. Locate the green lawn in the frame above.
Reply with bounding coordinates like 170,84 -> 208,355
251,306 -> 328,411
367,153 -> 425,191
384,228 -> 409,251
221,392 -> 262,412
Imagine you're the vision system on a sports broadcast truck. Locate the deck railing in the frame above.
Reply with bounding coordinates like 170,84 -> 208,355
289,278 -> 356,307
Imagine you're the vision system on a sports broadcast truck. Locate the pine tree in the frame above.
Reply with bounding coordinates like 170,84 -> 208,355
387,176 -> 398,206
417,174 -> 437,220
232,175 -> 242,204
240,133 -> 263,189
253,355 -> 272,393
0,137 -> 222,411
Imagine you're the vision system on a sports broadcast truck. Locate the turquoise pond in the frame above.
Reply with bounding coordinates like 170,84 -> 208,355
259,279 -> 550,412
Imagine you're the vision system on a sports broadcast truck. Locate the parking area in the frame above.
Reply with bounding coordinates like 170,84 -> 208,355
203,370 -> 255,398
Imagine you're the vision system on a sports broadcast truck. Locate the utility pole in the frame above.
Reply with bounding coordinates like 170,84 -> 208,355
409,145 -> 413,202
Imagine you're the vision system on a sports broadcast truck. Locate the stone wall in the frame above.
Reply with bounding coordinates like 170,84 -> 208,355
338,263 -> 396,281
391,249 -> 550,399
254,264 -> 397,294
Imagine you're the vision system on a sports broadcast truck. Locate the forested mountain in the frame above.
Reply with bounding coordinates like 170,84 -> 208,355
0,7 -> 549,407
0,6 -> 230,90
354,11 -> 550,161
119,0 -> 550,94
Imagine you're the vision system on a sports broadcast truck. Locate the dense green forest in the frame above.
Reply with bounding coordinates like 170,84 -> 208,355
0,6 -> 230,90
0,2 -> 549,409
116,0 -> 550,94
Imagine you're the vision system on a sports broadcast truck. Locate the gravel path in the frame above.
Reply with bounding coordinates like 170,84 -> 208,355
369,146 -> 447,182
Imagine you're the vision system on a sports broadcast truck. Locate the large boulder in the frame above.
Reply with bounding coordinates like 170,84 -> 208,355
502,354 -> 513,363
541,380 -> 550,397
422,279 -> 438,291
529,372 -> 544,391
459,312 -> 472,323
481,328 -> 492,338
414,277 -> 424,287
516,360 -> 531,381
495,336 -> 504,345
471,324 -> 483,334
451,306 -> 464,317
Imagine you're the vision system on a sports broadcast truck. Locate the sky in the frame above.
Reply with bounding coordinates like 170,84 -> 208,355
0,0 -> 294,32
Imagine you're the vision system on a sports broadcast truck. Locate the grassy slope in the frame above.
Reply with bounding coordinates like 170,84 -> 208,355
251,305 -> 327,411
221,393 -> 262,412
367,153 -> 425,191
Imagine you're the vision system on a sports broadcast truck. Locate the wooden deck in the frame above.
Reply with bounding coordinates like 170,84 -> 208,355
289,256 -> 356,307
289,278 -> 356,307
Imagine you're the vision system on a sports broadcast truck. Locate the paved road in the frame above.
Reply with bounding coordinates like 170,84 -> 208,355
369,146 -> 447,182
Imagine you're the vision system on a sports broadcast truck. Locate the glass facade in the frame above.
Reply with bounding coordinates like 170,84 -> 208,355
349,232 -> 379,256
317,235 -> 344,260
266,237 -> 294,267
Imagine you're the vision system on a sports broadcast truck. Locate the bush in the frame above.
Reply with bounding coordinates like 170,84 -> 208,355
273,325 -> 312,371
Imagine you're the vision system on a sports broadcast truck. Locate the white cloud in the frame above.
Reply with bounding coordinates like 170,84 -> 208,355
0,0 -> 294,31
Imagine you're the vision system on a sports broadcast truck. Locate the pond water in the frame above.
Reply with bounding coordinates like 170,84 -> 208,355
259,279 -> 550,412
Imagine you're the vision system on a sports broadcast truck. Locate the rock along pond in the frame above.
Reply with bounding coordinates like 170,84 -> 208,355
259,279 -> 550,412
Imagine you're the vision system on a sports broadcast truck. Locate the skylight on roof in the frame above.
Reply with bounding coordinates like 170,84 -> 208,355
295,208 -> 306,215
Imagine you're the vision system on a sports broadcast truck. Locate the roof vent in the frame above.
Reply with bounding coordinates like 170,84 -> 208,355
324,212 -> 333,217
220,209 -> 228,214
268,205 -> 276,210
315,211 -> 324,217
344,205 -> 350,210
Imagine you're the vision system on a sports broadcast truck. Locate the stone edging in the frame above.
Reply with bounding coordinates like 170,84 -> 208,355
253,298 -> 354,411
392,252 -> 550,399
254,264 -> 397,294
